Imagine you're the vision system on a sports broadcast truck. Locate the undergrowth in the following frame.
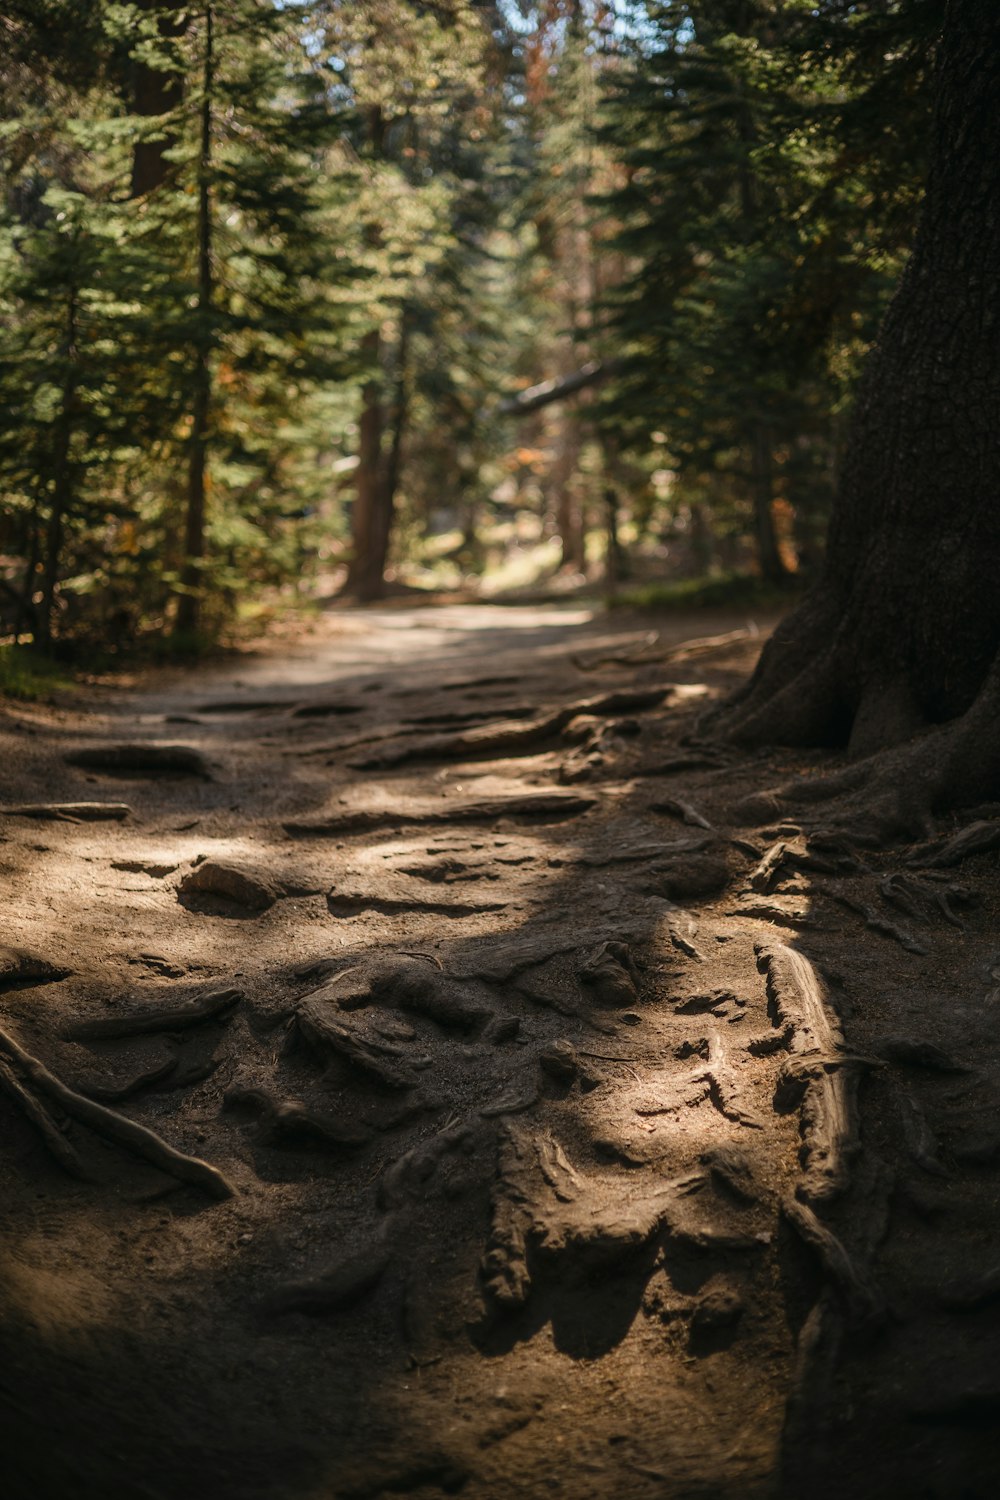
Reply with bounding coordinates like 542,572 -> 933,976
0,646 -> 74,701
608,571 -> 804,613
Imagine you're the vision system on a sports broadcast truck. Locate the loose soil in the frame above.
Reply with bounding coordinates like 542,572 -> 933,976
1,602 -> 998,1500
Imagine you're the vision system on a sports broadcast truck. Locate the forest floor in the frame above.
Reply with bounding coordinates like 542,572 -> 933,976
1,600 -> 999,1500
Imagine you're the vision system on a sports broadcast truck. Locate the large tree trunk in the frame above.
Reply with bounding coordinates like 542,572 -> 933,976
718,0 -> 1000,789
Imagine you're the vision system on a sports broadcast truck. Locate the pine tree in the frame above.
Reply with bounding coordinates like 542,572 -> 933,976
598,0 -> 939,582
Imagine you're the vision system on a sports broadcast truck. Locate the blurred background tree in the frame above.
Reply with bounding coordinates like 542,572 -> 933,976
0,0 -> 944,654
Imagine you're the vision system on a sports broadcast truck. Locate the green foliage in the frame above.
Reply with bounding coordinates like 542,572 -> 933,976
609,569 -> 803,614
597,0 -> 941,571
0,645 -> 72,700
0,0 -> 945,635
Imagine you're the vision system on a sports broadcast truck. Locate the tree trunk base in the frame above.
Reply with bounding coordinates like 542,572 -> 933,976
721,644 -> 1000,844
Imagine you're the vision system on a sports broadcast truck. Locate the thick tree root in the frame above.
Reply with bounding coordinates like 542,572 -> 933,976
0,1023 -> 234,1197
179,863 -> 283,912
349,688 -> 670,770
264,1245 -> 391,1315
782,1197 -> 885,1331
284,790 -> 597,838
755,943 -> 857,1202
831,894 -> 928,955
780,1291 -> 844,1486
908,818 -> 1000,868
0,1055 -> 86,1176
877,871 -> 973,927
295,999 -> 431,1089
225,1086 -> 370,1150
369,959 -> 494,1032
0,801 -> 132,822
378,1119 -> 477,1211
579,941 -> 639,1007
63,985 -> 242,1041
573,625 -> 756,672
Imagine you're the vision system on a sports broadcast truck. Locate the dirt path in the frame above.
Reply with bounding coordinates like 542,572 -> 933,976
1,602 -> 998,1500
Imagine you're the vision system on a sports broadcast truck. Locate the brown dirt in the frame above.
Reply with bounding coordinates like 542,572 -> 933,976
1,601 -> 998,1500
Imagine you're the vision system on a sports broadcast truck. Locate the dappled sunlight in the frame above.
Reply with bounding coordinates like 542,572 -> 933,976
0,601 -> 841,1499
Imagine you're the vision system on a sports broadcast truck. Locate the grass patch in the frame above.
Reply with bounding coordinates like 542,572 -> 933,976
608,571 -> 804,614
0,645 -> 74,701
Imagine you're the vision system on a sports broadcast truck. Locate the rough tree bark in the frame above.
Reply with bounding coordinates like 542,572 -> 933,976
713,0 -> 1000,833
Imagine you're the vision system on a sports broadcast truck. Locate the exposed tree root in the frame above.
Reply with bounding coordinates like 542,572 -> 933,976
63,984 -> 242,1040
635,1032 -> 763,1129
723,649 -> 1000,842
77,1055 -> 179,1101
877,872 -> 973,927
226,1086 -> 370,1150
0,1054 -> 85,1176
1,801 -> 132,822
908,818 -> 1000,868
349,687 -> 670,770
782,1197 -> 885,1331
896,1087 -> 947,1176
178,862 -> 283,912
831,894 -> 928,955
481,1126 -> 535,1310
294,999 -> 431,1089
369,959 -> 494,1032
572,625 -> 757,672
780,1291 -> 843,1486
378,1119 -> 477,1210
264,1244 -> 391,1316
283,790 -> 597,838
755,943 -> 857,1202
0,1023 -> 233,1197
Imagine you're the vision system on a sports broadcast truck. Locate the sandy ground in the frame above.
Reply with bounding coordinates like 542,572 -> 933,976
1,601 -> 999,1500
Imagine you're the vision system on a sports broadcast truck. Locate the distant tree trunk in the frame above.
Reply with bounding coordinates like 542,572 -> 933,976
348,313 -> 410,603
689,501 -> 715,575
174,4 -> 213,640
346,330 -> 386,602
38,285 -> 79,650
376,311 -> 410,557
716,0 -> 1000,824
549,414 -> 585,570
749,424 -> 787,586
344,106 -> 397,604
130,0 -> 186,197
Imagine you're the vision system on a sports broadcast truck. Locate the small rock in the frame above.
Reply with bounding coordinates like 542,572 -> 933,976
692,1280 -> 744,1332
179,860 -> 280,912
539,1040 -> 579,1083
